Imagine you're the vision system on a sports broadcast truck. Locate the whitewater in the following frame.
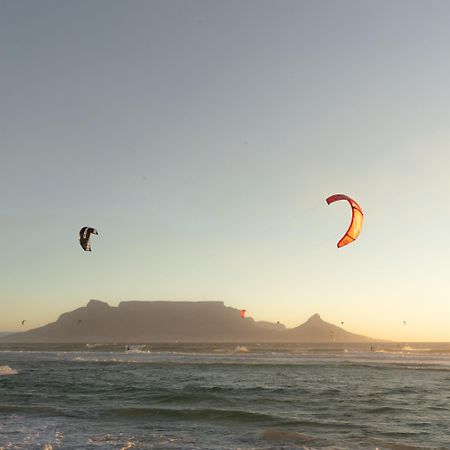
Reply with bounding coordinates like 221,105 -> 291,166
0,342 -> 449,449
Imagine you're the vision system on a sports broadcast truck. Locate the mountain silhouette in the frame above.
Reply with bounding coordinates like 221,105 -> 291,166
286,313 -> 370,342
1,300 -> 374,343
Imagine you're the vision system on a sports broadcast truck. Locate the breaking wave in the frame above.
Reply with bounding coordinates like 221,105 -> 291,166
234,346 -> 249,353
0,365 -> 18,375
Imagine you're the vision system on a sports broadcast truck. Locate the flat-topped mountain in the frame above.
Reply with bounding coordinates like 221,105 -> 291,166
1,300 -> 375,343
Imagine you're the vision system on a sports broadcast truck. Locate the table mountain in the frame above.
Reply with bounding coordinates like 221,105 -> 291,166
1,300 -> 374,343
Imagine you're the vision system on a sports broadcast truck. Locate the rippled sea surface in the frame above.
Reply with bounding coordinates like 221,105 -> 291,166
0,343 -> 449,449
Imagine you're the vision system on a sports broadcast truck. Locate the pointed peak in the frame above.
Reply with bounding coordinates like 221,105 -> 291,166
306,313 -> 322,322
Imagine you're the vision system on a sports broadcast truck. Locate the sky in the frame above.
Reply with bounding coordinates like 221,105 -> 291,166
1,0 -> 450,341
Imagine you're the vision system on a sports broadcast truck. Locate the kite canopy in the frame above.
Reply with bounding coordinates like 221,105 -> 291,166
79,227 -> 98,252
240,309 -> 246,319
326,194 -> 363,248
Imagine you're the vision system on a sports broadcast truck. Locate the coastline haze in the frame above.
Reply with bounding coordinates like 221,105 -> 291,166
1,299 -> 375,343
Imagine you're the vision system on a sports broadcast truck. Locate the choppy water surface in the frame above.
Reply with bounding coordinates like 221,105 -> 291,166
0,343 -> 449,449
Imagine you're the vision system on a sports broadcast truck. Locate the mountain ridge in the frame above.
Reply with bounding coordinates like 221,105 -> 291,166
1,300 -> 376,343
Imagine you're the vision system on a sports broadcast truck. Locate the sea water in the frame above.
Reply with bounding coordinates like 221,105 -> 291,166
0,343 -> 449,449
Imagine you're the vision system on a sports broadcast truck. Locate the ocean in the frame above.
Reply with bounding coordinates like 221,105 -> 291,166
0,343 -> 449,449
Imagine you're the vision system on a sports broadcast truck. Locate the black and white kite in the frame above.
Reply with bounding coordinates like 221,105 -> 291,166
79,227 -> 98,252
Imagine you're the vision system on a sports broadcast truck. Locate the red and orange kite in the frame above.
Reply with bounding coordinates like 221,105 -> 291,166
326,194 -> 363,248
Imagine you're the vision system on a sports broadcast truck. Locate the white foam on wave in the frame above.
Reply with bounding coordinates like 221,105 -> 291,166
126,349 -> 151,354
0,365 -> 18,375
401,346 -> 431,352
125,345 -> 150,353
73,356 -> 123,363
234,346 -> 249,353
375,349 -> 402,354
374,346 -> 432,355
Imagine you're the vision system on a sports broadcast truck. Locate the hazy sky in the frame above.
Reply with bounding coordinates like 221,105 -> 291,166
1,0 -> 450,341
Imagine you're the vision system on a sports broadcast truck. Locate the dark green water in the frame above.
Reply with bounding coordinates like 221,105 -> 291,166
0,343 -> 449,449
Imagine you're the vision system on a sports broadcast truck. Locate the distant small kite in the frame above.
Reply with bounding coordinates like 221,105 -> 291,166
79,227 -> 98,252
326,194 -> 364,248
21,320 -> 26,326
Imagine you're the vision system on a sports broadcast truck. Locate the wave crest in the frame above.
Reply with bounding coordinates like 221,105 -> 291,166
0,365 -> 18,376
